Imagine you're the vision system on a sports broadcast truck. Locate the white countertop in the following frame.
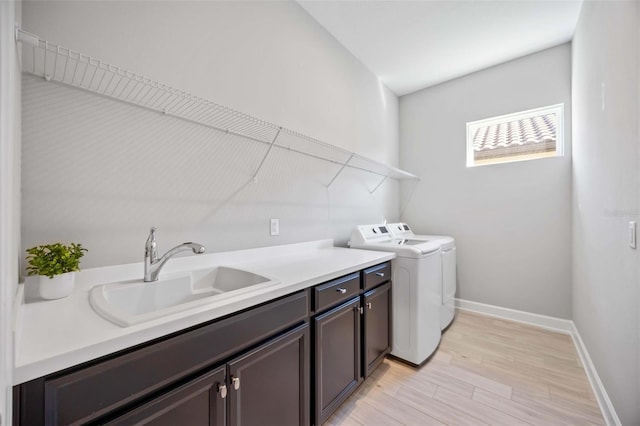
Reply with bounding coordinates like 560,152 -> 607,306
13,239 -> 394,385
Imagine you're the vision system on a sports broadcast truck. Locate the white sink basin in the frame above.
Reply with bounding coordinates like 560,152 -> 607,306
90,266 -> 279,327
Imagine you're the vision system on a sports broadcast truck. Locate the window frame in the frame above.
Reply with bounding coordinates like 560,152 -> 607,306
466,103 -> 565,168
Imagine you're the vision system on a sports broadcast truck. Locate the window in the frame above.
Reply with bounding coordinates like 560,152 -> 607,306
466,104 -> 564,167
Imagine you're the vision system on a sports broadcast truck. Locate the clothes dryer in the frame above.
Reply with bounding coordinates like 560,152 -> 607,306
387,223 -> 457,330
349,224 -> 442,365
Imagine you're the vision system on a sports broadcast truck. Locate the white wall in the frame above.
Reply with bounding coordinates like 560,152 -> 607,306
572,2 -> 640,424
400,44 -> 572,318
0,0 -> 21,422
21,1 -> 400,269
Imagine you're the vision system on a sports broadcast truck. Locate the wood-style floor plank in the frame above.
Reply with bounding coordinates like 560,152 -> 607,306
325,309 -> 605,425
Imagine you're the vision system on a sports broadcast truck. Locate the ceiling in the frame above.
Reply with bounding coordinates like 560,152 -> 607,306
298,0 -> 583,96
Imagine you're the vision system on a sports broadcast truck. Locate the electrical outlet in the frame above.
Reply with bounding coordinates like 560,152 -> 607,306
629,221 -> 636,249
270,218 -> 280,236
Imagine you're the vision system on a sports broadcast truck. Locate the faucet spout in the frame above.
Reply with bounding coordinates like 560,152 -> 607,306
144,228 -> 205,282
160,242 -> 206,260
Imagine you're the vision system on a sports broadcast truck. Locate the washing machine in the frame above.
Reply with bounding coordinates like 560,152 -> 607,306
349,224 -> 442,366
387,223 -> 457,330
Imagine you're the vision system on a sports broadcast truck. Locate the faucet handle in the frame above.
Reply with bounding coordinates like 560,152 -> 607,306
146,227 -> 158,260
147,227 -> 157,242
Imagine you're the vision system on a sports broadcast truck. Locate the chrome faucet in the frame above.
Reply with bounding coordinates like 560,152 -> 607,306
144,227 -> 205,282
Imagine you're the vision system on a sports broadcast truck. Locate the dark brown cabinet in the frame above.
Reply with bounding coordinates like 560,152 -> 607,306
363,282 -> 391,378
107,324 -> 309,426
312,265 -> 392,425
14,291 -> 309,426
313,297 -> 362,426
228,324 -> 309,426
106,366 -> 227,426
106,324 -> 309,426
14,262 -> 392,426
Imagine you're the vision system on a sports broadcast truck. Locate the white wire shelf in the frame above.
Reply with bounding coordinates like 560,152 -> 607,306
16,29 -> 420,192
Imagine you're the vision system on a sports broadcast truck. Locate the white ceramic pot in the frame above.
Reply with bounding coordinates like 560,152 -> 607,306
38,272 -> 75,300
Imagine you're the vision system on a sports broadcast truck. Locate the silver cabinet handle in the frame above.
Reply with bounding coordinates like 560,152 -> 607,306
336,288 -> 347,294
218,383 -> 227,399
231,376 -> 240,390
375,272 -> 385,277
367,302 -> 372,310
359,306 -> 364,314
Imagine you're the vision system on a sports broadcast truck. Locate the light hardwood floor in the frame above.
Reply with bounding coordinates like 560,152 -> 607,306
326,310 -> 604,426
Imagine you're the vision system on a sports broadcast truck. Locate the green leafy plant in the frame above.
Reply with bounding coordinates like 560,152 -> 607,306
26,243 -> 88,279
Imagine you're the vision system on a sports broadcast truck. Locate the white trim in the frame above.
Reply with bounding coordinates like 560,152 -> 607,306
455,298 -> 573,334
12,285 -> 24,360
0,2 -> 19,424
0,1 -> 17,425
455,298 -> 620,426
467,103 -> 565,129
570,323 -> 622,426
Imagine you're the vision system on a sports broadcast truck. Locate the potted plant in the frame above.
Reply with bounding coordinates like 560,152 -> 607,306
26,243 -> 88,300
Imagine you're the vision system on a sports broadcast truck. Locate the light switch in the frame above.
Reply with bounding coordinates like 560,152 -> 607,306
629,221 -> 636,249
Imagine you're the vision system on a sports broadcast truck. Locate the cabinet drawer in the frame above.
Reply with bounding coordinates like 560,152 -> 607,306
39,291 -> 309,426
363,262 -> 391,290
313,273 -> 360,312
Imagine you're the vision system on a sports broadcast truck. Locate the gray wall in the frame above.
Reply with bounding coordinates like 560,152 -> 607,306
21,1 -> 400,269
400,44 -> 572,319
571,2 -> 640,424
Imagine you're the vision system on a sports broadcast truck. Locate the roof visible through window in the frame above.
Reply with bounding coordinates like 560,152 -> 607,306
466,104 -> 564,167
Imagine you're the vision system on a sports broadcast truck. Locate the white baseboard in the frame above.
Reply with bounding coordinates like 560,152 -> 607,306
454,298 -> 573,334
455,298 -> 620,426
570,323 -> 622,426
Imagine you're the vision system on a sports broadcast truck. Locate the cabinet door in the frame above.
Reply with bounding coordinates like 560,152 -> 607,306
106,366 -> 226,426
228,324 -> 310,426
314,297 -> 361,426
363,282 -> 391,378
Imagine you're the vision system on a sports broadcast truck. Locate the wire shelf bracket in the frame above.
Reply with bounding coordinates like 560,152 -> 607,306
325,154 -> 354,188
369,176 -> 387,194
16,28 -> 421,189
252,127 -> 282,183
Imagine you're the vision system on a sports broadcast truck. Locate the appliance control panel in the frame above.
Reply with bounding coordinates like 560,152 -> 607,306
350,224 -> 393,246
361,224 -> 390,238
387,222 -> 413,238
